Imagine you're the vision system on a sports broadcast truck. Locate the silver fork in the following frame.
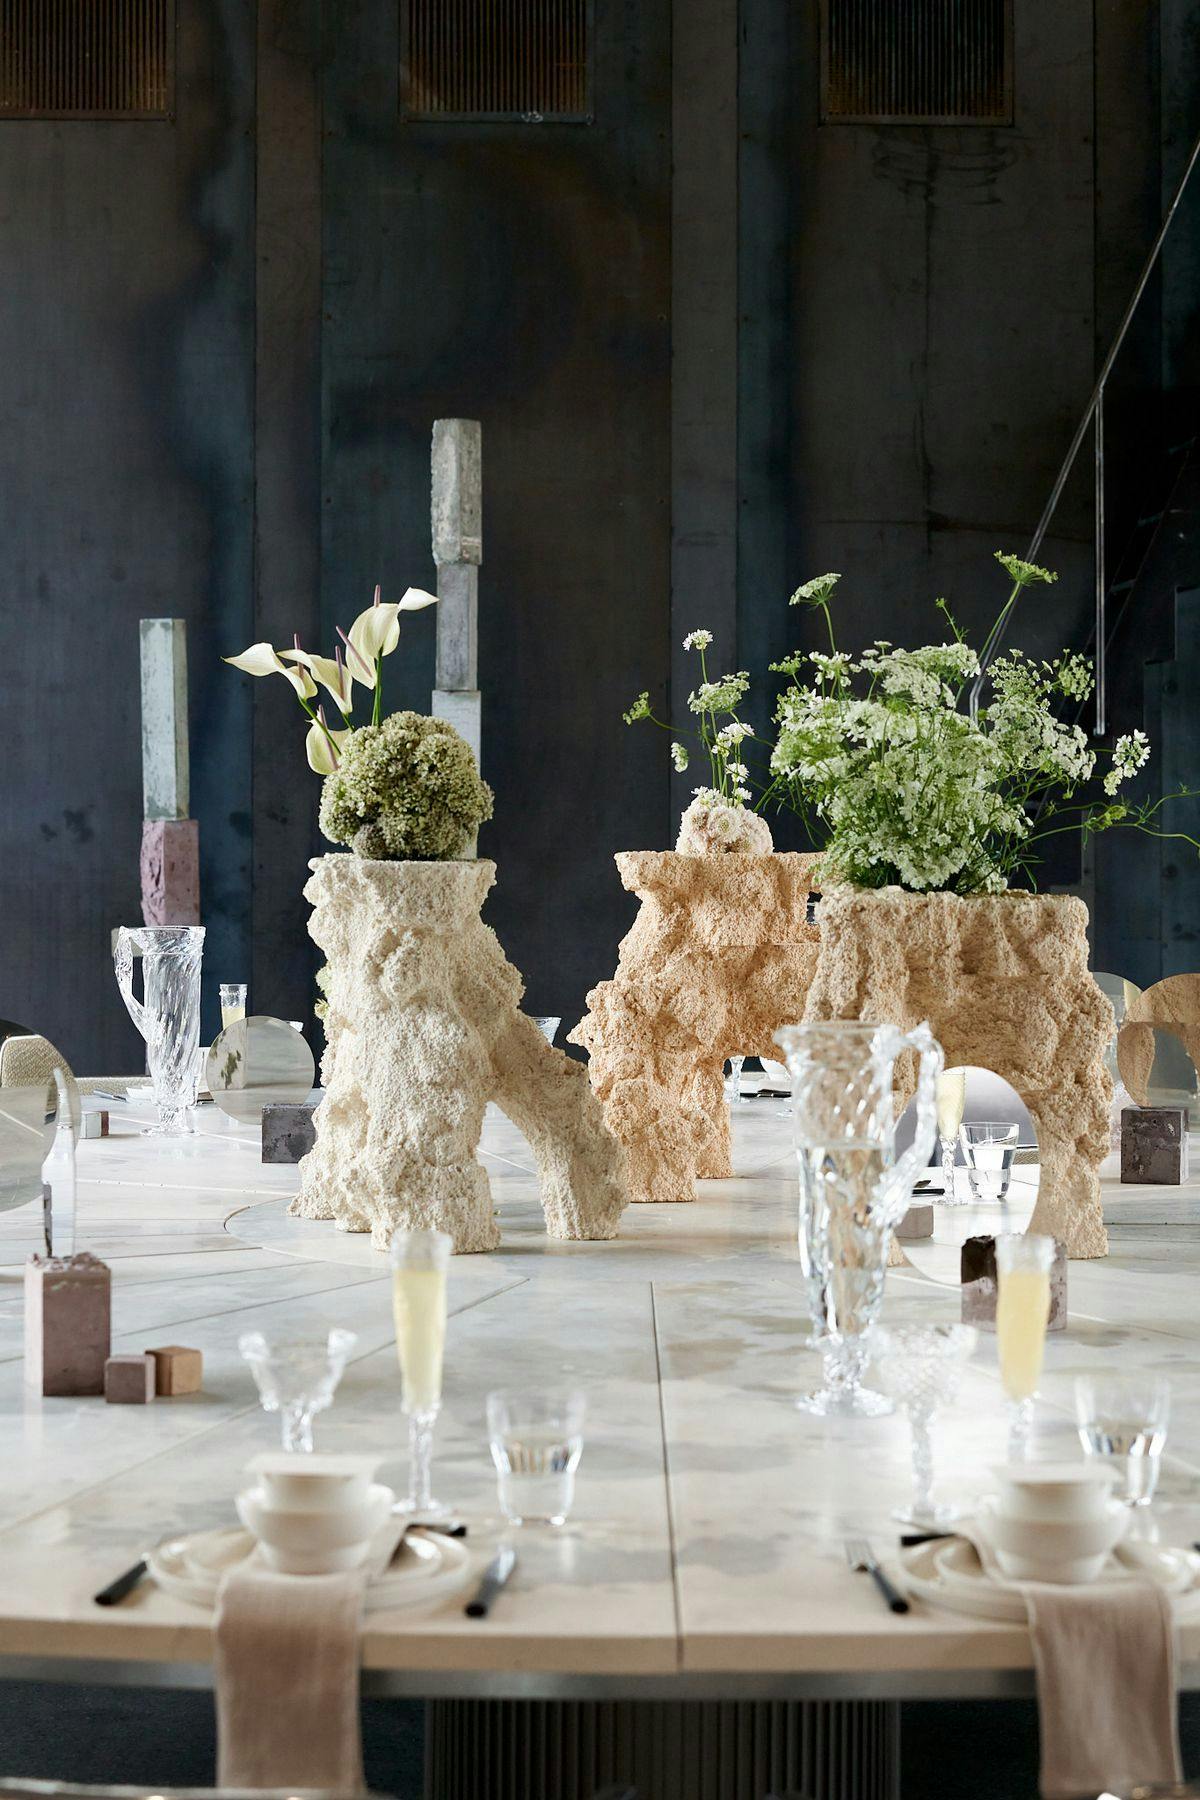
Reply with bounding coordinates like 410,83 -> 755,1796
845,1537 -> 910,1614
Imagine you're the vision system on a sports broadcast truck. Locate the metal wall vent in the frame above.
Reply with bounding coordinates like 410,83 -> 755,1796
820,0 -> 1012,126
402,0 -> 592,121
0,0 -> 172,118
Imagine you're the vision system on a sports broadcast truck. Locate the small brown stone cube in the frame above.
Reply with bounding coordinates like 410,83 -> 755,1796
145,1344 -> 202,1396
105,1353 -> 156,1404
897,1203 -> 934,1240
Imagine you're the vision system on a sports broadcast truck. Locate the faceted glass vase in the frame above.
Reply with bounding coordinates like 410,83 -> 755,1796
114,925 -> 205,1136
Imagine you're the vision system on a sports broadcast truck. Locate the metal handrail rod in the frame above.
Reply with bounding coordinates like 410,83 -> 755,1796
969,123 -> 1200,722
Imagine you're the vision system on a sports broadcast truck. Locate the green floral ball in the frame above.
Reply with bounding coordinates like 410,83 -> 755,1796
319,711 -> 494,861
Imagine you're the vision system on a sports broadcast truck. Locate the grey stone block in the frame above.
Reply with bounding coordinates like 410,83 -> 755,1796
961,1234 -> 1068,1333
25,1252 -> 112,1394
435,562 -> 478,690
431,418 -> 482,564
1121,1106 -> 1188,1184
139,618 -> 189,821
262,1098 -> 319,1164
432,689 -> 481,764
896,1203 -> 934,1240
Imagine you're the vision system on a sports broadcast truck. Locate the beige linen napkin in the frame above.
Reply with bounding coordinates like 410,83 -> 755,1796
1023,1577 -> 1182,1800
215,1563 -> 368,1793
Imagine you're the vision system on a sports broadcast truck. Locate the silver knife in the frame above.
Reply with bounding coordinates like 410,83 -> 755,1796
845,1536 -> 909,1614
464,1545 -> 516,1618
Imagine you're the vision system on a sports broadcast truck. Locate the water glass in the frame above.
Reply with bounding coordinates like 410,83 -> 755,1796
960,1120 -> 1020,1202
725,1055 -> 748,1105
995,1232 -> 1054,1459
488,1389 -> 585,1526
1075,1370 -> 1170,1505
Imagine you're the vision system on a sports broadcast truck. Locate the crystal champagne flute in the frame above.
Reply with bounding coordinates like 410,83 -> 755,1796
935,1068 -> 966,1204
390,1227 -> 452,1518
995,1232 -> 1054,1459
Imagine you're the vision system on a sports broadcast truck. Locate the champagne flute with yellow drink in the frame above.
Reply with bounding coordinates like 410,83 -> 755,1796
390,1227 -> 452,1518
935,1069 -> 966,1205
995,1232 -> 1054,1460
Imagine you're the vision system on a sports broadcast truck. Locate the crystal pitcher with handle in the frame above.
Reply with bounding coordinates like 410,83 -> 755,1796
114,925 -> 205,1135
774,1020 -> 943,1417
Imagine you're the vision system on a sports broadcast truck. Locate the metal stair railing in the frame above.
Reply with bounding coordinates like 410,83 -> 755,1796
969,125 -> 1200,737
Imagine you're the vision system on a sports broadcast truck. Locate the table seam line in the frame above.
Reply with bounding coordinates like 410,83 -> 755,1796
650,1281 -> 684,1673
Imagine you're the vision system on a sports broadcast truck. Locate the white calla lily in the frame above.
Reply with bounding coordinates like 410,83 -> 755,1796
282,649 -> 354,717
224,642 -> 316,701
305,720 -> 351,775
347,584 -> 439,681
397,586 -> 439,612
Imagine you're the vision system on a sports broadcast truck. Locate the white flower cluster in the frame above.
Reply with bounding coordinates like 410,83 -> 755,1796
683,629 -> 713,651
676,789 -> 774,856
670,741 -> 689,772
688,672 -> 750,714
1104,729 -> 1150,795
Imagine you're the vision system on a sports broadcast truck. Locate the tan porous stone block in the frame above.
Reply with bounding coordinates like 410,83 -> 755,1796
293,856 -> 627,1253
803,887 -> 1113,1259
570,852 -> 821,1205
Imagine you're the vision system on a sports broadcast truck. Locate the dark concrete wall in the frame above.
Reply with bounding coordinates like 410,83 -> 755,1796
0,0 -> 1193,1067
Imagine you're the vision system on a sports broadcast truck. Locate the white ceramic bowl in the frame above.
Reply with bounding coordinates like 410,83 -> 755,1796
994,1546 -> 1116,1585
985,1497 -> 1128,1567
247,1452 -> 379,1514
992,1461 -> 1118,1524
236,1481 -> 393,1574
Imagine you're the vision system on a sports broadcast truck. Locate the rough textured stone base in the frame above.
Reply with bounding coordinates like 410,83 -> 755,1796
262,1099 -> 319,1164
293,856 -> 628,1252
571,853 -> 820,1204
804,888 -> 1112,1258
24,1253 -> 111,1395
140,818 -> 200,927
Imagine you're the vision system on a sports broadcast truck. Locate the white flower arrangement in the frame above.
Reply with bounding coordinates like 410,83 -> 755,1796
624,553 -> 1196,887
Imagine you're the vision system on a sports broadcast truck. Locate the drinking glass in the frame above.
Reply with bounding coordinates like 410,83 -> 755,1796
775,1020 -> 943,1417
533,1016 -> 561,1046
725,1055 -> 748,1105
391,1227 -> 452,1518
960,1121 -> 1020,1202
935,1068 -> 966,1204
487,1390 -> 585,1526
995,1232 -> 1053,1459
239,1327 -> 357,1452
1075,1370 -> 1170,1506
114,925 -> 205,1135
220,983 -> 248,1030
873,1324 -> 978,1526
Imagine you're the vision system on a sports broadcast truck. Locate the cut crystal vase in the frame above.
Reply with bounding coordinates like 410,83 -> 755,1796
114,925 -> 205,1135
775,1020 -> 943,1417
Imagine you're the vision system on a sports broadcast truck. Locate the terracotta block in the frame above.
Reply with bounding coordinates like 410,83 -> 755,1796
961,1235 -> 1068,1333
24,1253 -> 111,1395
897,1203 -> 934,1241
145,1344 -> 203,1395
139,818 -> 200,927
1121,1107 -> 1188,1184
105,1353 -> 156,1404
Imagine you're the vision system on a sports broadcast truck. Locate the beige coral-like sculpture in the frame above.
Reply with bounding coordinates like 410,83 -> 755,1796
571,852 -> 820,1204
292,855 -> 628,1252
803,886 -> 1113,1258
676,796 -> 774,856
1116,973 -> 1200,1105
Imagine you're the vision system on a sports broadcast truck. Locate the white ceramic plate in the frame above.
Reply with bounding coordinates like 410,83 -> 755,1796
147,1522 -> 472,1613
901,1534 -> 1199,1623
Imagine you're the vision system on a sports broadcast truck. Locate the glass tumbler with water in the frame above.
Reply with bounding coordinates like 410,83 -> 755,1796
774,1020 -> 943,1417
1075,1370 -> 1170,1505
488,1390 -> 585,1526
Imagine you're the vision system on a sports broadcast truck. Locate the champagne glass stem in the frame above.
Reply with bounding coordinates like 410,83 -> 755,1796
910,1409 -> 936,1521
1007,1396 -> 1034,1462
407,1408 -> 438,1512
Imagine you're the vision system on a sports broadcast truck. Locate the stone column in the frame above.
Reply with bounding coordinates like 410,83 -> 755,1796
139,618 -> 200,926
430,419 -> 482,776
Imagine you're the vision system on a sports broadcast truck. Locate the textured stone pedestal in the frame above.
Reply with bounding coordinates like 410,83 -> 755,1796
571,852 -> 821,1204
804,888 -> 1113,1258
293,856 -> 627,1253
24,1253 -> 111,1395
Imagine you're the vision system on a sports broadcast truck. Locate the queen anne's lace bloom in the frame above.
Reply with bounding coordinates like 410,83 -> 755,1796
676,790 -> 774,856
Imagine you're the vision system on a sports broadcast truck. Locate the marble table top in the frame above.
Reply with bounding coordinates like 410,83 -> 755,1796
0,1090 -> 1198,1700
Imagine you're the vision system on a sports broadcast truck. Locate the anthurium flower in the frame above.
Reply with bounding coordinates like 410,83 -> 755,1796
347,585 -> 439,682
305,716 -> 351,774
281,646 -> 354,717
224,642 -> 317,702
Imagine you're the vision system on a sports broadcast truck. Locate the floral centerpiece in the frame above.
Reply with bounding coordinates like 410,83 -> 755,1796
625,554 -> 1193,886
225,585 -> 492,861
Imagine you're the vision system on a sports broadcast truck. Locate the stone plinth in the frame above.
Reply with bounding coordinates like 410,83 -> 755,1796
24,1252 -> 111,1395
139,818 -> 200,927
570,853 -> 821,1205
293,856 -> 627,1253
804,888 -> 1112,1258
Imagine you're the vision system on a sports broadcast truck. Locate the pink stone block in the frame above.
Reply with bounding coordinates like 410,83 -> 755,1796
105,1353 -> 156,1404
140,818 -> 200,927
24,1253 -> 112,1395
